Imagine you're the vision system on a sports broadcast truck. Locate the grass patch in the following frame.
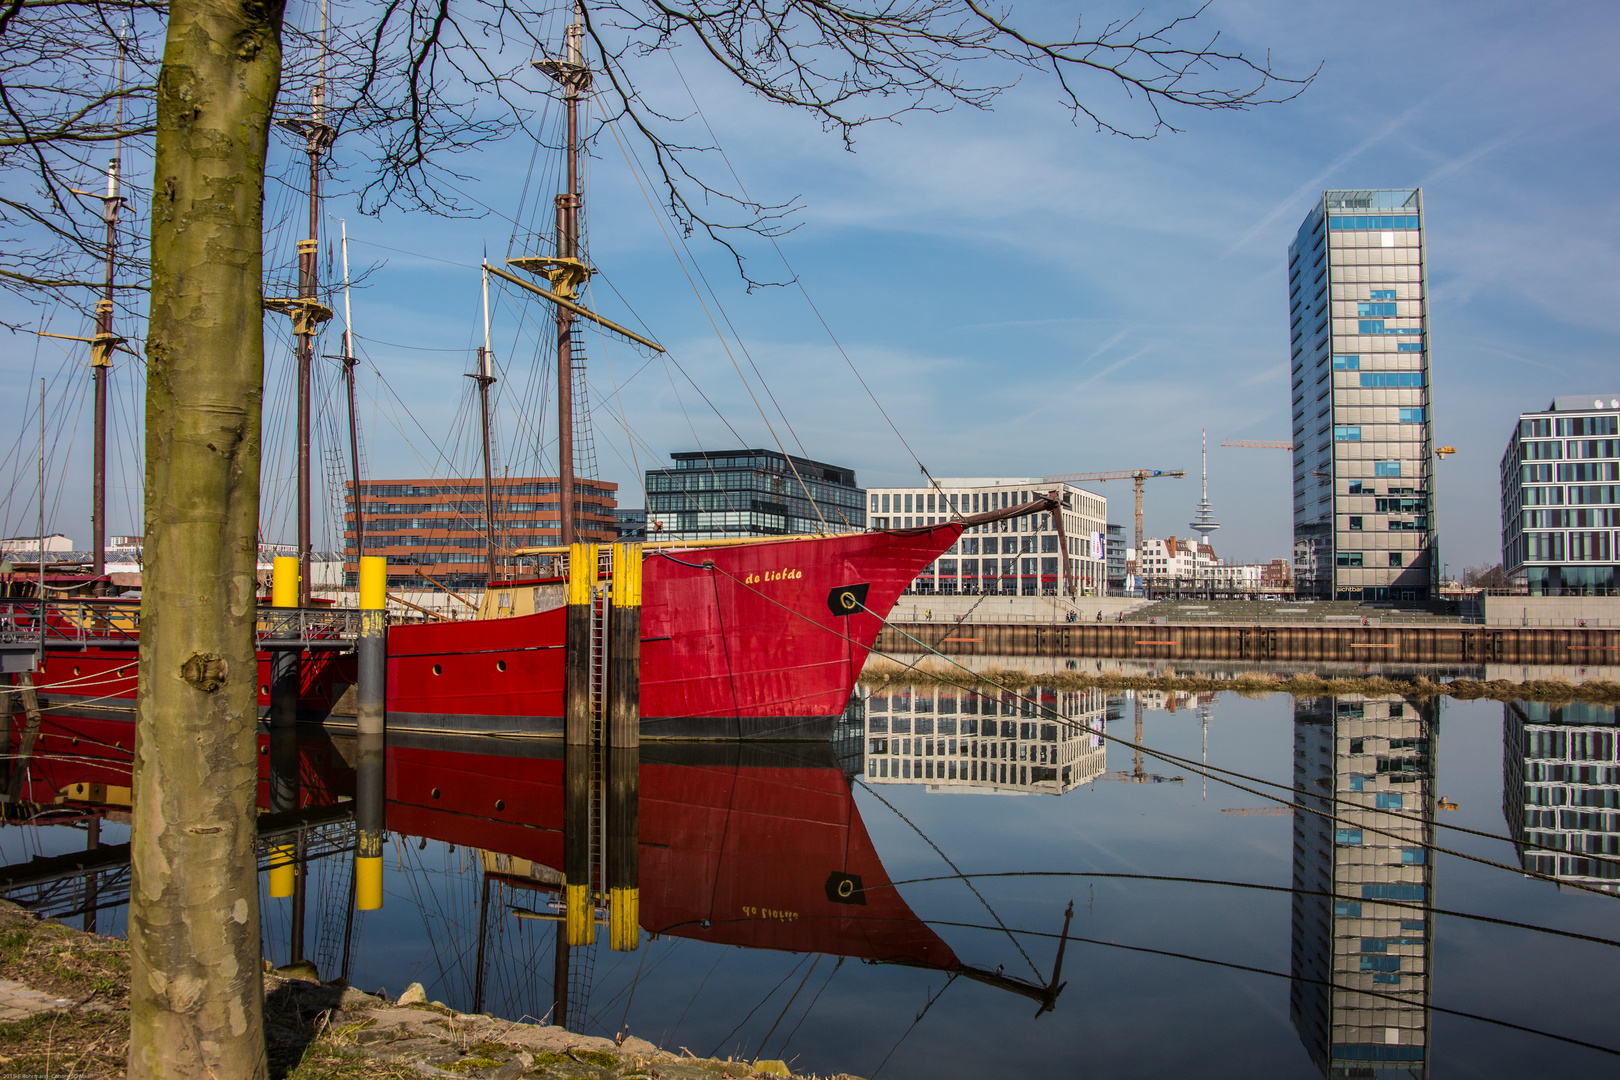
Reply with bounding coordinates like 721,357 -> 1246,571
284,1043 -> 423,1080
0,1007 -> 129,1079
442,1057 -> 503,1072
0,903 -> 129,1007
571,1048 -> 621,1068
467,1039 -> 518,1056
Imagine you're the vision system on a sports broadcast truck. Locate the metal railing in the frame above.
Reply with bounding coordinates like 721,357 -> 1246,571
1,599 -> 363,651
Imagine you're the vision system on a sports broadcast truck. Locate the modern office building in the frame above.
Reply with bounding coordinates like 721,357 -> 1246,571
346,476 -> 618,590
612,507 -> 648,541
1290,694 -> 1435,1078
860,683 -> 1106,793
866,479 -> 1108,596
1498,395 -> 1620,595
644,449 -> 864,541
1289,190 -> 1437,602
1106,523 -> 1127,592
1502,700 -> 1620,891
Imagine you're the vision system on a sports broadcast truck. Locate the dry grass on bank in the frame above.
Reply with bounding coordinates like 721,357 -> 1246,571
859,661 -> 1620,706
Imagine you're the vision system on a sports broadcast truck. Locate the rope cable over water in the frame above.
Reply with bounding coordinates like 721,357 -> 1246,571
854,779 -> 1043,981
666,53 -> 936,487
596,107 -> 830,534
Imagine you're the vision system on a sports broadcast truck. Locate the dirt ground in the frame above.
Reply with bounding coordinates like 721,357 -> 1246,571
0,901 -> 856,1080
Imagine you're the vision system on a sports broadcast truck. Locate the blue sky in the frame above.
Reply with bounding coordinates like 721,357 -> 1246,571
3,0 -> 1617,573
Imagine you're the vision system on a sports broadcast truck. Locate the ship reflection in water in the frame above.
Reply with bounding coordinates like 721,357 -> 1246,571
3,674 -> 1619,1078
382,734 -> 1069,1026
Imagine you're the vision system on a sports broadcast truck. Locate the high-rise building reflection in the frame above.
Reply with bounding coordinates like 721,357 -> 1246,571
1290,694 -> 1436,1078
1502,700 -> 1620,891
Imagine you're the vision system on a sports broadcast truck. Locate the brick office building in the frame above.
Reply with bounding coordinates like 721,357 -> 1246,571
345,476 -> 618,591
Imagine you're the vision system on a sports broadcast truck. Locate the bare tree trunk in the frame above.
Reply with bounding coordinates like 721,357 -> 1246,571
129,0 -> 283,1075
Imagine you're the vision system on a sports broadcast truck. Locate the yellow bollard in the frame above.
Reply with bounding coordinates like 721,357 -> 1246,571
267,843 -> 296,898
272,555 -> 300,609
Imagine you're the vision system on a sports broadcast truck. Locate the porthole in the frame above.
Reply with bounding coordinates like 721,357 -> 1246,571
430,788 -> 441,799
73,666 -> 81,676
259,745 -> 267,755
432,664 -> 442,676
495,799 -> 506,812
496,660 -> 507,672
260,685 -> 269,695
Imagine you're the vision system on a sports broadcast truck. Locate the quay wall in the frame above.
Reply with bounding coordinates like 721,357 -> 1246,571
877,621 -> 1620,667
1482,594 -> 1620,628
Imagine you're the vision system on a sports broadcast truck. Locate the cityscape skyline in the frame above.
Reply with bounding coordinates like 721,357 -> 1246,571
0,2 -> 1615,576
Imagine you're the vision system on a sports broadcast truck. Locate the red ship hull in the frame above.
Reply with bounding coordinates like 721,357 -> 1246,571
16,525 -> 960,741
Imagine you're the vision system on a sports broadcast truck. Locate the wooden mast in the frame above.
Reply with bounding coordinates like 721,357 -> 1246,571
90,33 -> 127,585
271,0 -> 335,605
472,267 -> 499,584
532,5 -> 592,548
340,222 -> 364,565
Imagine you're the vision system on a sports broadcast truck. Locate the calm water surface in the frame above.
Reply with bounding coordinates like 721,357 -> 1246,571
5,677 -> 1618,1079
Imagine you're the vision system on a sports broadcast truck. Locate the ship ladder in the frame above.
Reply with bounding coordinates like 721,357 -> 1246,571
570,576 -> 609,1015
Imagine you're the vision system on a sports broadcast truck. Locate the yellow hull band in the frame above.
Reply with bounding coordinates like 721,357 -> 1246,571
609,887 -> 640,952
565,882 -> 594,946
610,543 -> 642,606
567,543 -> 596,606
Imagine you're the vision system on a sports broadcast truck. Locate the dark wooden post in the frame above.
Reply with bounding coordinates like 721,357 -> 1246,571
354,556 -> 386,911
607,543 -> 641,952
564,543 -> 595,948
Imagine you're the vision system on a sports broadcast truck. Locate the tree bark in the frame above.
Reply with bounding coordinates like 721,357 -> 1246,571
129,0 -> 283,1076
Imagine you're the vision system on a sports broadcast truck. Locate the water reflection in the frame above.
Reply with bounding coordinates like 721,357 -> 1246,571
1290,694 -> 1435,1078
1502,700 -> 1620,891
861,685 -> 1106,792
7,670 -> 1620,1076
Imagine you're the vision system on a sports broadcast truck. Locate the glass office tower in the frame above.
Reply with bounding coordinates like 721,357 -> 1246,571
1289,190 -> 1437,601
644,449 -> 865,541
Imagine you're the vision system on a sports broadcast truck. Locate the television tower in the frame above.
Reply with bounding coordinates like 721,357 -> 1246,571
1189,429 -> 1220,541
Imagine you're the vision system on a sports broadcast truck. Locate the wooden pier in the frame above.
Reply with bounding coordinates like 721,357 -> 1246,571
877,621 -> 1620,666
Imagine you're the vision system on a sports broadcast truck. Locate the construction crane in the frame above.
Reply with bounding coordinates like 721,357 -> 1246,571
1102,694 -> 1184,785
1435,446 -> 1457,459
1220,439 -> 1293,450
1040,468 -> 1185,572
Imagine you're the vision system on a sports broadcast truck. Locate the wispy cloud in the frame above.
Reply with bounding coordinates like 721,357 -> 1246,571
1222,97 -> 1437,258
